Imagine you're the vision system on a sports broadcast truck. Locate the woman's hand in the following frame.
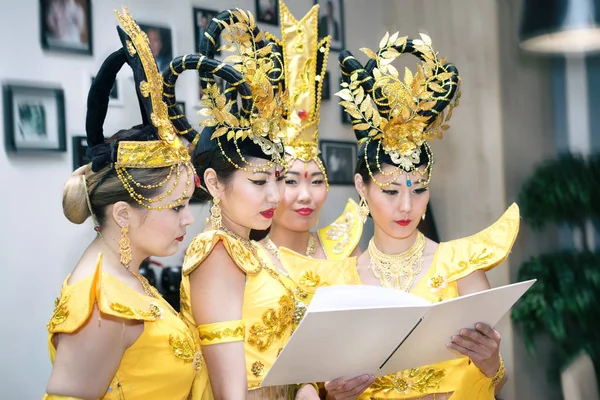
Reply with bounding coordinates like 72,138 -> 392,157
447,322 -> 501,377
295,384 -> 320,400
324,374 -> 374,400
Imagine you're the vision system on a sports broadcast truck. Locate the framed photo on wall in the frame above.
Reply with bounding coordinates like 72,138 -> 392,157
256,0 -> 278,25
138,23 -> 173,73
3,84 -> 66,153
319,140 -> 356,185
71,135 -> 90,170
40,0 -> 93,55
314,0 -> 345,51
193,7 -> 220,55
90,75 -> 123,107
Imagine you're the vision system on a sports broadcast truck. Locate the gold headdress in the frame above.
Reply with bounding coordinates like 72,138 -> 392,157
337,32 -> 461,188
266,0 -> 331,187
86,7 -> 195,210
162,9 -> 287,173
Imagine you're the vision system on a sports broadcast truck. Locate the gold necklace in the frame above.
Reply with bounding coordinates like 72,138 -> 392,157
97,232 -> 157,298
368,232 -> 426,292
264,235 -> 316,260
221,226 -> 308,323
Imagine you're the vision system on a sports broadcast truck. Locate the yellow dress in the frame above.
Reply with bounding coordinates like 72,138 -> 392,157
45,254 -> 209,400
360,203 -> 520,399
180,230 -> 358,396
317,198 -> 363,260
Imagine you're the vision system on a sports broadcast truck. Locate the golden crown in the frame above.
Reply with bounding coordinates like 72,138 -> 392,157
197,9 -> 287,170
337,32 -> 460,186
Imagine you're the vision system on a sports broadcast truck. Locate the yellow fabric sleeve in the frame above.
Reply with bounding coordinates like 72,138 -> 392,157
197,320 -> 245,346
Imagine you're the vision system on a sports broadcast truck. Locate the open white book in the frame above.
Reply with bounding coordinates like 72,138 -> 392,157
261,280 -> 535,387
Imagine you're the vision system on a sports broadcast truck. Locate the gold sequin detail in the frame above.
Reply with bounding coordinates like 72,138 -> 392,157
247,295 -> 295,352
325,210 -> 355,254
47,295 -> 70,331
371,367 -> 446,394
168,334 -> 196,363
179,285 -> 190,313
449,248 -> 494,279
185,234 -> 263,275
109,302 -> 162,320
299,270 -> 327,288
251,361 -> 265,377
198,326 -> 245,342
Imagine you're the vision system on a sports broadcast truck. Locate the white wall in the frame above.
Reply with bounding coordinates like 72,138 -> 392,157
0,0 -> 382,396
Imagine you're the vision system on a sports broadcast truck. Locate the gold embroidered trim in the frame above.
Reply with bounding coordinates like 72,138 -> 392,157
371,367 -> 446,394
109,302 -> 162,320
247,295 -> 295,352
448,248 -> 495,279
251,360 -> 265,377
299,270 -> 327,288
47,295 -> 70,331
324,210 -> 356,254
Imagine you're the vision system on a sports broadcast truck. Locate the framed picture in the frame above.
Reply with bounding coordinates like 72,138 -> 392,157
314,0 -> 345,51
193,7 -> 220,55
255,0 -> 278,25
71,135 -> 90,170
40,0 -> 92,55
90,75 -> 123,106
138,23 -> 173,73
321,71 -> 331,101
3,84 -> 66,152
319,140 -> 356,185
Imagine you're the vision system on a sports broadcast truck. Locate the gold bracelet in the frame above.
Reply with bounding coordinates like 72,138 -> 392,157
491,355 -> 505,387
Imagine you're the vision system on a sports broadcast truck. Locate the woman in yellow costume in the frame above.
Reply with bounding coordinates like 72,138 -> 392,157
257,0 -> 363,264
334,33 -> 517,399
161,8 -> 340,399
44,8 -> 211,400
251,2 -> 373,397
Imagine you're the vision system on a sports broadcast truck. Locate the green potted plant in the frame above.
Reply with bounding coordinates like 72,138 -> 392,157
511,153 -> 600,384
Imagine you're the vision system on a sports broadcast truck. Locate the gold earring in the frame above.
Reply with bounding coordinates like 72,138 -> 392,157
422,212 -> 426,221
210,197 -> 222,229
358,196 -> 370,223
119,225 -> 132,265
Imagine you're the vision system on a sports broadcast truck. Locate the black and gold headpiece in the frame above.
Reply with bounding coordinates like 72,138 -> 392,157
266,0 -> 331,188
337,33 -> 461,187
86,7 -> 196,210
162,8 -> 287,173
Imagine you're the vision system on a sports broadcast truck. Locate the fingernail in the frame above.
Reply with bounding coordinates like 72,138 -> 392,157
476,324 -> 483,329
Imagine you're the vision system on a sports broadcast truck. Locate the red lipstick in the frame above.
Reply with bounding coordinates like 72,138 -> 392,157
176,235 -> 185,242
295,207 -> 314,216
395,219 -> 411,227
260,208 -> 275,219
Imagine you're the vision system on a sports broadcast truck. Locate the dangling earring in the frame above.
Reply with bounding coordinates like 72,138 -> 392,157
358,196 -> 370,223
210,197 -> 222,229
119,225 -> 132,265
422,212 -> 426,221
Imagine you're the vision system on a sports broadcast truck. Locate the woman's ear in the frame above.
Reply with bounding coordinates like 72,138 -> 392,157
203,168 -> 223,199
111,201 -> 131,228
355,173 -> 366,199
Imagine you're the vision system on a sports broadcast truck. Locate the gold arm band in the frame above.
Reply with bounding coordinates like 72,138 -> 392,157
197,320 -> 245,345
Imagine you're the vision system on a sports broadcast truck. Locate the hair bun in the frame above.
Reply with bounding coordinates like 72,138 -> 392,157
62,165 -> 92,224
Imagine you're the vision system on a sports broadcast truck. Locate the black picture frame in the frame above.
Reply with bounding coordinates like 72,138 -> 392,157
255,0 -> 279,25
193,7 -> 221,55
322,71 -> 331,101
3,83 -> 66,153
71,135 -> 90,170
40,0 -> 93,55
319,139 -> 356,185
138,23 -> 173,73
314,0 -> 345,52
